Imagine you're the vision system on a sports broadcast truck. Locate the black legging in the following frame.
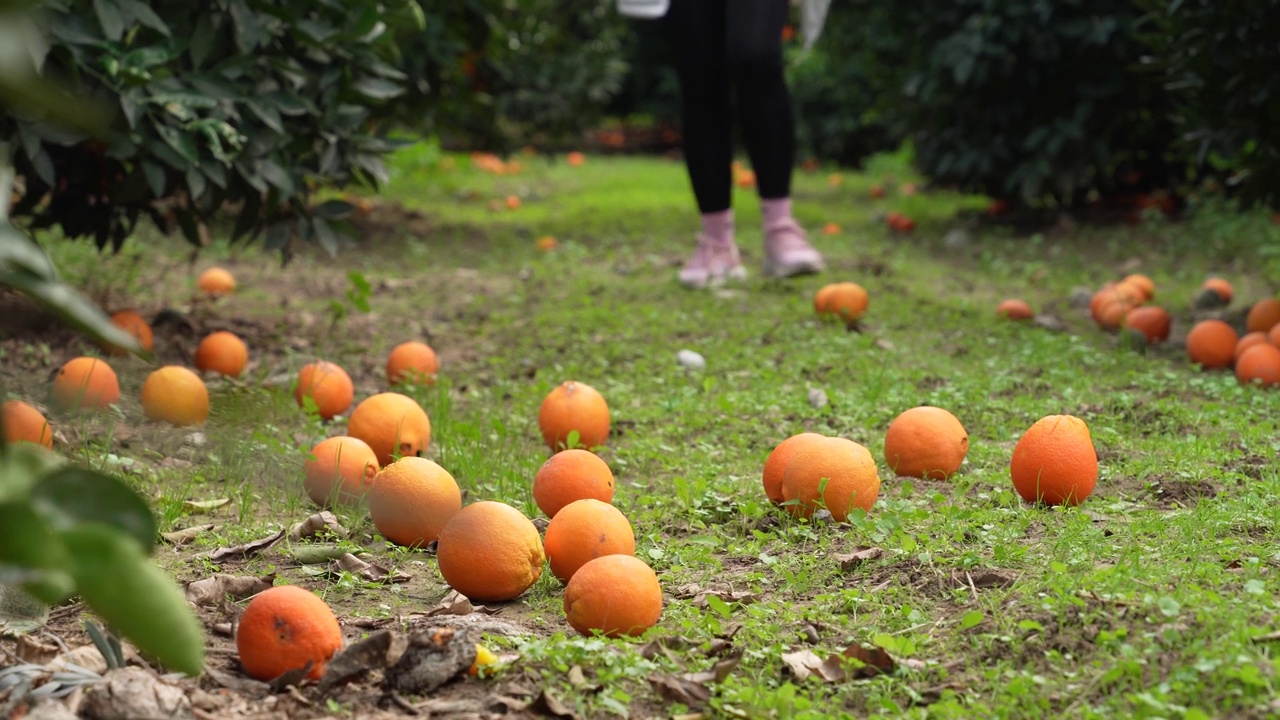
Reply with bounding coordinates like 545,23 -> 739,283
664,0 -> 794,214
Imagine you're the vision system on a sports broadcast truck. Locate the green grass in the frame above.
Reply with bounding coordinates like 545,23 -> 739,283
13,138 -> 1280,718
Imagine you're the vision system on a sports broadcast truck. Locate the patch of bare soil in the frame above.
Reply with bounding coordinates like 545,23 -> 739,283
1145,475 -> 1220,508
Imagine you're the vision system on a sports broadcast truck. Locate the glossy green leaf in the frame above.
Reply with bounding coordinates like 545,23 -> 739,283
30,467 -> 158,553
91,0 -> 124,41
0,502 -> 75,603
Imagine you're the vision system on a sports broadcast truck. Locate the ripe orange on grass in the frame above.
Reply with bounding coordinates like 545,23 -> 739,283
781,436 -> 881,521
537,236 -> 559,252
1235,332 -> 1270,363
385,341 -> 439,387
294,361 -> 354,420
1200,277 -> 1233,304
304,436 -> 380,507
505,195 -> 521,210
544,498 -> 636,583
1119,274 -> 1155,302
141,366 -> 209,426
51,357 -> 120,412
899,182 -> 918,196
563,554 -> 662,638
735,169 -> 756,188
566,151 -> 585,167
539,381 -> 610,451
827,282 -> 869,322
347,392 -> 432,466
1123,305 -> 1171,344
1235,344 -> 1280,387
996,299 -> 1033,320
882,406 -> 968,480
533,448 -> 615,518
198,267 -> 236,297
436,501 -> 545,603
368,456 -> 461,546
195,331 -> 249,378
813,285 -> 838,316
762,432 -> 825,504
822,222 -> 841,235
1246,298 -> 1280,334
1009,414 -> 1098,506
103,310 -> 154,356
2,400 -> 52,449
236,585 -> 342,681
827,173 -> 843,187
1268,324 -> 1280,347
1186,319 -> 1239,370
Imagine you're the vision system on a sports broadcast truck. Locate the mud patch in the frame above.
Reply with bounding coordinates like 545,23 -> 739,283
1147,476 -> 1219,508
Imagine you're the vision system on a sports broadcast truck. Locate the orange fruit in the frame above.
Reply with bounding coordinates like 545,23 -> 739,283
532,448 -> 615,518
194,331 -> 249,378
1186,319 -> 1239,370
141,366 -> 210,426
781,436 -> 881,521
824,282 -> 869,322
735,169 -> 756,188
761,432 -> 825,504
899,182 -> 918,196
822,222 -> 841,235
436,501 -> 545,602
1200,277 -> 1233,304
303,436 -> 380,507
198,267 -> 236,297
347,392 -> 432,466
1246,298 -> 1280,334
385,341 -> 439,387
2,400 -> 53,449
1236,332 -> 1271,362
1123,305 -> 1171,344
1268,324 -> 1280,347
368,456 -> 461,546
1092,296 -> 1133,331
1009,414 -> 1097,506
235,585 -> 342,681
543,498 -> 636,583
882,406 -> 969,480
1089,283 -> 1117,318
102,310 -> 154,356
537,236 -> 559,252
505,195 -> 521,210
1235,344 -> 1280,387
51,357 -> 120,411
869,185 -> 886,199
996,299 -> 1033,320
1119,274 -> 1155,302
294,361 -> 354,420
566,151 -> 585,167
827,173 -> 843,187
538,381 -> 610,451
813,285 -> 839,316
563,555 -> 662,638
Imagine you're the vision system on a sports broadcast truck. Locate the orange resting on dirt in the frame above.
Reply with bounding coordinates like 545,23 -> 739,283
1235,343 -> 1280,387
141,366 -> 210,426
762,432 -> 825,504
543,498 -> 636,583
1009,414 -> 1098,506
1123,305 -> 1171,344
537,236 -> 558,252
1234,332 -> 1270,363
436,501 -> 544,603
385,341 -> 439,387
1245,298 -> 1280,334
304,436 -> 380,507
2,400 -> 53,449
198,267 -> 236,297
1200,277 -> 1233,304
996,299 -> 1033,320
235,585 -> 342,681
195,331 -> 249,378
103,310 -> 154,356
538,381 -> 610,451
51,356 -> 120,411
781,436 -> 881,521
882,406 -> 968,480
532,448 -> 615,518
1269,324 -> 1280,347
368,456 -> 461,546
347,392 -> 432,466
1185,319 -> 1239,370
566,151 -> 585,167
815,282 -> 869,322
294,361 -> 354,420
1119,273 -> 1155,302
563,554 -> 662,638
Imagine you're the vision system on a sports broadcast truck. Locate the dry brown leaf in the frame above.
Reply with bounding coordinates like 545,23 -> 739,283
183,498 -> 230,513
317,629 -> 396,694
425,590 -> 485,617
835,546 -> 883,570
692,590 -> 757,608
780,649 -> 826,681
525,689 -> 581,720
287,511 -> 346,541
329,553 -> 410,584
820,643 -> 897,681
185,574 -> 276,607
195,529 -> 285,562
160,524 -> 216,546
384,626 -> 475,695
566,665 -> 600,692
649,673 -> 712,708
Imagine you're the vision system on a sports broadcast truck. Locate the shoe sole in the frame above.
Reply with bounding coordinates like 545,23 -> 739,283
762,259 -> 824,279
679,266 -> 748,289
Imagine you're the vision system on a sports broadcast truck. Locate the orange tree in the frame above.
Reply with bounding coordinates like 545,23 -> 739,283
2,0 -> 424,258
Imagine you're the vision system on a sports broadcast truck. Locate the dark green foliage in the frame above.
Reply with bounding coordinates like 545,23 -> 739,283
3,0 -> 423,256
1137,0 -> 1280,209
407,1 -> 630,152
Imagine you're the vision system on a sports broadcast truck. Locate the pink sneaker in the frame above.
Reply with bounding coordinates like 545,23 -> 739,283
679,235 -> 748,288
763,219 -> 825,278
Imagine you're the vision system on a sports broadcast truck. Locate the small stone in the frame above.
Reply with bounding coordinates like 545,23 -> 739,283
943,229 -> 970,249
1069,286 -> 1094,309
184,432 -> 206,447
676,350 -> 706,370
807,389 -> 828,408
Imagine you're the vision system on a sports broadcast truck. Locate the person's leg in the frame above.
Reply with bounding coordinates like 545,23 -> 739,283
726,0 -> 823,278
664,0 -> 746,287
